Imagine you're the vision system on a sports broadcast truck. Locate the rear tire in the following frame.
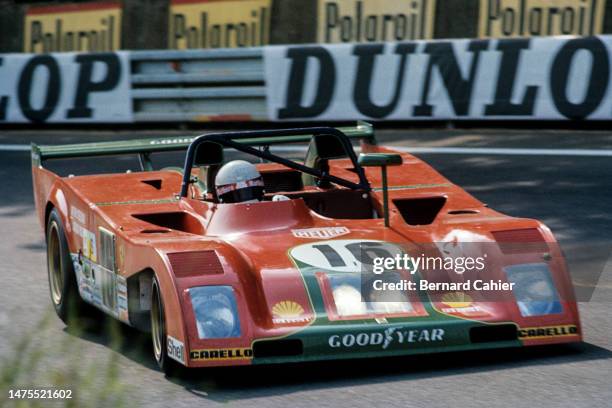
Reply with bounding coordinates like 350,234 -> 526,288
46,208 -> 89,325
151,276 -> 183,377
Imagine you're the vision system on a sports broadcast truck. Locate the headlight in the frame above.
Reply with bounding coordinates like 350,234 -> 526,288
328,273 -> 413,317
189,286 -> 241,339
331,278 -> 368,317
505,263 -> 562,317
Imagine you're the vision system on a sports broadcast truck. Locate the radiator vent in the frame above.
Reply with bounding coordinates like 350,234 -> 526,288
492,228 -> 548,254
167,250 -> 223,278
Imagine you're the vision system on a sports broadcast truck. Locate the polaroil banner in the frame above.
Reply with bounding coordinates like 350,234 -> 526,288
479,0 -> 605,38
264,36 -> 612,121
168,0 -> 271,49
318,0 -> 436,43
24,1 -> 122,53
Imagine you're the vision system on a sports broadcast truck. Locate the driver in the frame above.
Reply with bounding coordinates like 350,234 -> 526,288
215,160 -> 265,203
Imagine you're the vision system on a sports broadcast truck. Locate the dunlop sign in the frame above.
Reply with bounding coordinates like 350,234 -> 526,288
24,1 -> 121,53
169,0 -> 271,49
264,36 -> 612,121
0,52 -> 132,123
479,0 -> 605,37
318,0 -> 436,43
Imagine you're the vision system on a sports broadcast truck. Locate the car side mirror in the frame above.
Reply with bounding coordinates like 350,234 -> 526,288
358,153 -> 402,167
358,153 -> 402,227
194,142 -> 224,166
314,134 -> 348,160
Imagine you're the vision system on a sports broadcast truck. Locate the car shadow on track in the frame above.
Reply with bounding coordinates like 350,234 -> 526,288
64,321 -> 612,404
172,342 -> 612,403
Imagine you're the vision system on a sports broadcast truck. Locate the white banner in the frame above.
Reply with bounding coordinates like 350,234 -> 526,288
0,51 -> 132,123
264,36 -> 612,120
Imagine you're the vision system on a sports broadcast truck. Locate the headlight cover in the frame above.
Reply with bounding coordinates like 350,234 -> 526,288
189,286 -> 241,339
504,263 -> 562,317
328,273 -> 413,317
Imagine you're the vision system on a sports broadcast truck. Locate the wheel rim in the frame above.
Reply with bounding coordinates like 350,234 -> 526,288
48,223 -> 63,306
151,282 -> 163,362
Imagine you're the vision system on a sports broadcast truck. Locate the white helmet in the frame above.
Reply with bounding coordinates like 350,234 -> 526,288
215,160 -> 265,203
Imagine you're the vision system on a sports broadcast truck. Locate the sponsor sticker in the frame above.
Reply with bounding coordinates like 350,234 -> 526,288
117,275 -> 129,323
292,226 -> 350,239
167,336 -> 186,364
518,324 -> 578,339
83,229 -> 97,262
24,1 -> 122,53
271,300 -> 311,324
190,348 -> 253,361
70,206 -> 86,225
168,0 -> 271,49
328,327 -> 445,350
439,292 -> 489,317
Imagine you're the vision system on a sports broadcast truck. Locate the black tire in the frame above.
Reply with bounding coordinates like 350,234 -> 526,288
46,208 -> 89,324
151,276 -> 183,377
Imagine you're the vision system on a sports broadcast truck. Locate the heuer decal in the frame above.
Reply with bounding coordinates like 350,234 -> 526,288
190,348 -> 253,361
167,336 -> 185,364
328,327 -> 445,349
291,226 -> 350,239
518,325 -> 578,339
271,300 -> 311,324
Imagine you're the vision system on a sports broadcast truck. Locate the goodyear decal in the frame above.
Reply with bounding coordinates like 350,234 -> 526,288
518,324 -> 578,339
190,348 -> 253,361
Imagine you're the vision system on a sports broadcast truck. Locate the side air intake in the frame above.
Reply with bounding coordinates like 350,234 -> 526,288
393,196 -> 446,225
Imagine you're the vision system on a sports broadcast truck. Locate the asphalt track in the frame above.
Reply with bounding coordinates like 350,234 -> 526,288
0,127 -> 610,408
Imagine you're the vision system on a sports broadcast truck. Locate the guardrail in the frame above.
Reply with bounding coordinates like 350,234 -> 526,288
130,48 -> 267,122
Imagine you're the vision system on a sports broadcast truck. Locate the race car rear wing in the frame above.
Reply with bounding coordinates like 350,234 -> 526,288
31,122 -> 375,171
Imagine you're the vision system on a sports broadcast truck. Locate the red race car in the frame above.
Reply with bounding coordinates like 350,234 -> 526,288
32,123 -> 580,374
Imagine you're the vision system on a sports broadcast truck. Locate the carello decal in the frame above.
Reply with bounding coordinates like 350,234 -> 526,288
24,1 -> 122,53
0,52 -> 132,123
479,0 -> 605,38
264,36 -> 612,121
169,0 -> 271,49
190,348 -> 254,361
518,324 -> 579,339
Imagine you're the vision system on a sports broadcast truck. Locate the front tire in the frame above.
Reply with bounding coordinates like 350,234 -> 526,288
151,276 -> 183,376
46,208 -> 87,324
